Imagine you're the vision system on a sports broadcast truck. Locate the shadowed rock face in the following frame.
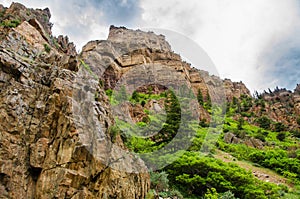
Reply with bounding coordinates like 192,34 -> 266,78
0,3 -> 149,199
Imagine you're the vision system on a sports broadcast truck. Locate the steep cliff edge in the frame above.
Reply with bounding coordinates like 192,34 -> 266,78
0,3 -> 149,198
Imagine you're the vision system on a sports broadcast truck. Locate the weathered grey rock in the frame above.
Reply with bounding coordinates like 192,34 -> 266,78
244,138 -> 264,149
224,133 -> 264,149
224,133 -> 235,143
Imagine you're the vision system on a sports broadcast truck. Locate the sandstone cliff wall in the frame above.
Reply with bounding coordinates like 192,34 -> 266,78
0,3 -> 149,198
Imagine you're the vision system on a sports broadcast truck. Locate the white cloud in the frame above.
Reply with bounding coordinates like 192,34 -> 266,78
138,0 -> 300,92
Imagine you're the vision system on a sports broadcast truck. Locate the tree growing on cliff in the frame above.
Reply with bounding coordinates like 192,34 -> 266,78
204,90 -> 212,110
197,89 -> 204,106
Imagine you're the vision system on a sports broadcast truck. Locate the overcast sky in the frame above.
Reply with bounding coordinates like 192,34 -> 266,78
1,0 -> 300,93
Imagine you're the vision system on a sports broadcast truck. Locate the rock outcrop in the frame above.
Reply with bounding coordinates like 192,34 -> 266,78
251,86 -> 300,129
224,133 -> 264,149
81,25 -> 251,124
223,78 -> 251,101
0,3 -> 149,199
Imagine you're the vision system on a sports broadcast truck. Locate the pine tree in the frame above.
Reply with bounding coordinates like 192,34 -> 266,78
237,117 -> 244,130
197,89 -> 204,106
206,90 -> 212,110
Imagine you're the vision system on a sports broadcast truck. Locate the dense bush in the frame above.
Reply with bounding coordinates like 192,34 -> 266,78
43,43 -> 51,53
256,116 -> 271,130
166,152 -> 284,199
276,132 -> 286,141
0,19 -> 20,28
150,171 -> 169,193
249,150 -> 300,182
240,95 -> 253,112
291,130 -> 300,138
274,122 -> 286,132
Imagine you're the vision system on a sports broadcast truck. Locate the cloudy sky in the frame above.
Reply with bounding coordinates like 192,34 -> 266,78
1,0 -> 300,93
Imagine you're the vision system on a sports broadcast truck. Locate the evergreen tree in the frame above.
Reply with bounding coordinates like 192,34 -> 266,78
131,90 -> 139,102
237,117 -> 244,130
197,89 -> 204,106
205,90 -> 212,110
153,90 -> 181,144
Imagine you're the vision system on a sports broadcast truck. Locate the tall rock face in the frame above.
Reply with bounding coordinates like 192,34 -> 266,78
80,25 -> 251,124
81,25 -> 189,91
0,3 -> 149,199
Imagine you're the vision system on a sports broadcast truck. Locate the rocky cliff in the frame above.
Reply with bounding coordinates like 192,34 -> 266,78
252,86 -> 300,130
0,3 -> 149,198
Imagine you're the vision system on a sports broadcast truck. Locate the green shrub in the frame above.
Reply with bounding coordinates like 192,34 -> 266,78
291,130 -> 300,138
274,122 -> 286,132
204,188 -> 219,199
220,190 -> 237,199
105,89 -> 113,97
248,149 -> 300,180
237,118 -> 244,130
169,189 -> 184,199
142,116 -> 150,124
0,19 -> 20,28
146,189 -> 155,199
276,132 -> 286,141
256,116 -> 271,130
166,152 -> 284,198
200,119 -> 209,127
204,90 -> 212,110
150,171 -> 169,193
130,90 -> 139,102
108,125 -> 120,143
43,43 -> 51,53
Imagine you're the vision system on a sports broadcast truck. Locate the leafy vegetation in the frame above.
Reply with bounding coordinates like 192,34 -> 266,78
197,89 -> 204,106
256,116 -> 272,130
104,86 -> 300,198
0,19 -> 20,28
166,152 -> 285,199
43,43 -> 51,53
